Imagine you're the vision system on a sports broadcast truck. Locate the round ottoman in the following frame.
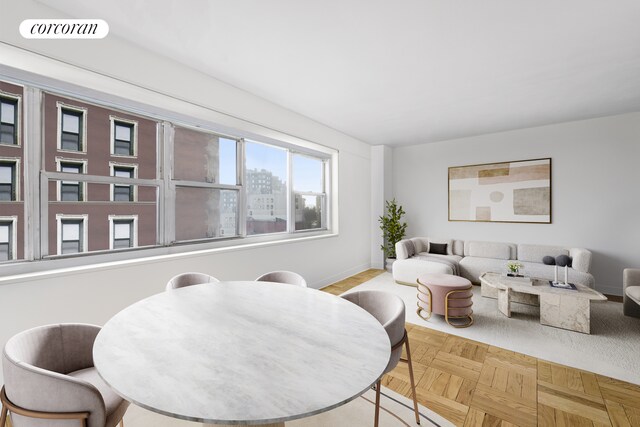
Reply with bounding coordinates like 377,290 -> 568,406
416,273 -> 474,328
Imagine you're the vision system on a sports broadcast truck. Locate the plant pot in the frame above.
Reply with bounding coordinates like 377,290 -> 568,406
385,257 -> 396,273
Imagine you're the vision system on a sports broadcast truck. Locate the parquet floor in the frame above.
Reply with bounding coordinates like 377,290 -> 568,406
324,269 -> 640,427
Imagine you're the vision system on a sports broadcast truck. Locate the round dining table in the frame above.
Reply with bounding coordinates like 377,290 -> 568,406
93,281 -> 391,426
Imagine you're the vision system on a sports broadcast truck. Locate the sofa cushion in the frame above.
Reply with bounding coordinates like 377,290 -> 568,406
428,238 -> 454,255
429,242 -> 448,255
465,241 -> 515,260
405,240 -> 416,257
518,244 -> 568,263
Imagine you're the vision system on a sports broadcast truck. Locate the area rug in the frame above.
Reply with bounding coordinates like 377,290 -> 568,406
344,272 -> 640,385
123,387 -> 452,426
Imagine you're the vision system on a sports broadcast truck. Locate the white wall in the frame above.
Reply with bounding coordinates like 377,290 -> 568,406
0,0 -> 373,383
393,112 -> 640,295
370,145 -> 394,269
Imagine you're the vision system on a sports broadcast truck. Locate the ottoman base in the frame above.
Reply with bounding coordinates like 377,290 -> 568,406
416,274 -> 474,328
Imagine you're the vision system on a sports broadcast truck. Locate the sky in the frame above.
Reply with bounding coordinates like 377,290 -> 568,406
219,139 -> 323,192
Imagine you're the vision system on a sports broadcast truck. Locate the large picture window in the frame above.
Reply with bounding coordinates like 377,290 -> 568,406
0,76 -> 334,269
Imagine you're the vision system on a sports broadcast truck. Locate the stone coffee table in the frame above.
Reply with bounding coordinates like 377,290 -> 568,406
479,272 -> 607,334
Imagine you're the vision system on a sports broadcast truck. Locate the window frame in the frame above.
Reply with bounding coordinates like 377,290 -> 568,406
291,153 -> 328,233
0,157 -> 20,202
108,215 -> 138,250
0,216 -> 18,262
56,102 -> 87,153
0,92 -> 21,146
56,214 -> 88,255
55,157 -> 87,202
110,116 -> 138,157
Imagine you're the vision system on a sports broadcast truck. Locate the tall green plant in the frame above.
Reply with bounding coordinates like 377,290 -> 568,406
378,199 -> 407,259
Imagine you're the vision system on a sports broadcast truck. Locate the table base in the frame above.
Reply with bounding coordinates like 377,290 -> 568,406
204,423 -> 285,427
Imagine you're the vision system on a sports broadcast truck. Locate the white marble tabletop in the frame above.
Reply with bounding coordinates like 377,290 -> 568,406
93,281 -> 391,425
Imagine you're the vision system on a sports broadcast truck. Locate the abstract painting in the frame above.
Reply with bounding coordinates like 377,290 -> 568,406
449,158 -> 551,223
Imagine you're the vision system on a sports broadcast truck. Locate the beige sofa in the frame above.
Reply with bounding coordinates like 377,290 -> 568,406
393,237 -> 595,288
623,268 -> 640,318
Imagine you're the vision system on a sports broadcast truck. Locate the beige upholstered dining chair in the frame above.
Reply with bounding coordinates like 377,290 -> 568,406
255,271 -> 307,287
340,290 -> 420,427
165,272 -> 220,291
0,323 -> 128,427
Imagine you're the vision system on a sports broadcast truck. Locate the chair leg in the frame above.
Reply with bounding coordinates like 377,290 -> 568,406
0,405 -> 8,427
120,418 -> 124,427
404,338 -> 421,425
374,379 -> 381,427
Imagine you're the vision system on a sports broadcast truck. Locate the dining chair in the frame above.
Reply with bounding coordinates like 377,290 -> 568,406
255,271 -> 307,287
165,272 -> 220,291
1,323 -> 129,427
341,290 -> 420,426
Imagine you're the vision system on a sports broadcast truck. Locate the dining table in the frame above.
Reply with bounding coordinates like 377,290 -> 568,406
93,281 -> 391,426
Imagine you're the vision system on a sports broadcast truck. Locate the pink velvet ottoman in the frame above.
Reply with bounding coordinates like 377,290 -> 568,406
416,273 -> 474,328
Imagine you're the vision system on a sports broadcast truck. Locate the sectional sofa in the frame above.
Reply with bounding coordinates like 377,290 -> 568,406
393,237 -> 595,288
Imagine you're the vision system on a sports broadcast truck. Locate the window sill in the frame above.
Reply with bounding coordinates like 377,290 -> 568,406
0,231 -> 337,286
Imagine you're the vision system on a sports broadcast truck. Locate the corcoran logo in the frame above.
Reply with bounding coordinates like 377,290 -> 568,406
19,19 -> 109,39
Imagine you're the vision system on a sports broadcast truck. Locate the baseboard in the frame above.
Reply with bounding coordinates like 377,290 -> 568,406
314,262 -> 372,289
596,283 -> 623,297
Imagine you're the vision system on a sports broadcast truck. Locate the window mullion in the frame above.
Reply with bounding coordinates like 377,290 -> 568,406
163,122 -> 175,245
287,150 -> 293,233
238,138 -> 247,237
24,86 -> 42,260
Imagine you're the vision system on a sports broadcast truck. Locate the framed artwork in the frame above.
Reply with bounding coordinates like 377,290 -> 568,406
448,158 -> 551,223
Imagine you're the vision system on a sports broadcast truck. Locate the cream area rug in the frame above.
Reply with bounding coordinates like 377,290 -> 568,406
344,272 -> 640,385
123,387 -> 452,426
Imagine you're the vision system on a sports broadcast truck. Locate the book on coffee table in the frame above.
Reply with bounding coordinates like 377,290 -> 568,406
549,280 -> 577,290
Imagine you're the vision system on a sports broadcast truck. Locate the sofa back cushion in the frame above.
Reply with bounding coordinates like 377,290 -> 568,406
464,240 -> 515,260
518,244 -> 568,263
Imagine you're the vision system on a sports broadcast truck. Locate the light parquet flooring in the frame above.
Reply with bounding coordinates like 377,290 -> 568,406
324,269 -> 640,427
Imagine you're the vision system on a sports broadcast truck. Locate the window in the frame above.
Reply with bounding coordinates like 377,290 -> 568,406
112,120 -> 135,156
0,219 -> 16,261
60,108 -> 84,151
245,141 -> 287,235
112,166 -> 135,201
173,126 -> 240,241
59,161 -> 84,201
58,216 -> 86,255
109,216 -> 137,249
0,97 -> 17,145
0,78 -> 334,268
0,162 -> 16,201
292,154 -> 326,231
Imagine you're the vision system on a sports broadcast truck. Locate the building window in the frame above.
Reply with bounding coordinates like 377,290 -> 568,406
60,109 -> 83,151
112,119 -> 136,156
0,218 -> 17,261
57,216 -> 87,255
109,216 -> 137,249
0,96 -> 18,145
112,165 -> 135,201
58,160 -> 85,201
292,154 -> 326,231
0,162 -> 16,201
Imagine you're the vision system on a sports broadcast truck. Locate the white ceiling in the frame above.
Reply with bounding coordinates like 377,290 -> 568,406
38,0 -> 640,146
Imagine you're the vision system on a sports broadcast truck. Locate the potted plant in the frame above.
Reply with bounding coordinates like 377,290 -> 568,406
378,199 -> 408,272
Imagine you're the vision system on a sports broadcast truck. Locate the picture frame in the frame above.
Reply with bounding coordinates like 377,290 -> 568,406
448,158 -> 552,223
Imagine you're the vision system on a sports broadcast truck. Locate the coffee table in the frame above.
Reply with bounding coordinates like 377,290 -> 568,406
479,272 -> 607,334
93,281 -> 391,426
